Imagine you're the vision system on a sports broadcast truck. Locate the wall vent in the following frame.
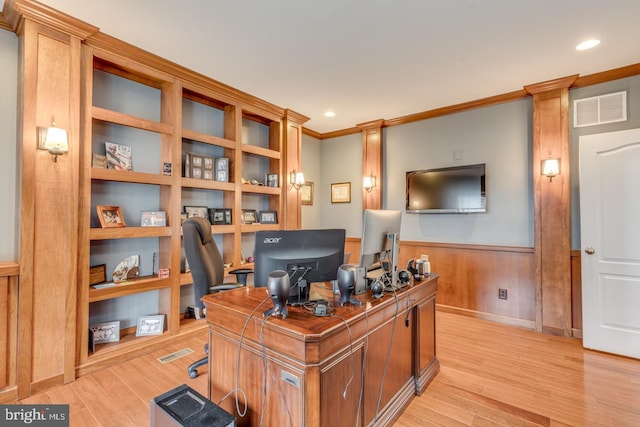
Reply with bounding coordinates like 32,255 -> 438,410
574,91 -> 627,128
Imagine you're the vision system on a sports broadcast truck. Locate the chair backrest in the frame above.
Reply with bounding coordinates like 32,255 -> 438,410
183,216 -> 224,308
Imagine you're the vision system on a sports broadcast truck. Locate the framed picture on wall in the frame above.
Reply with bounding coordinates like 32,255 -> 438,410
259,210 -> 277,224
301,181 -> 314,205
331,182 -> 351,203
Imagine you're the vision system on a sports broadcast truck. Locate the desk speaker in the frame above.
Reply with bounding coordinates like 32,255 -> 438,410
264,270 -> 290,319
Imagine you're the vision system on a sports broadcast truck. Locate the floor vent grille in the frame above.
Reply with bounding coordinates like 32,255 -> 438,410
157,347 -> 194,364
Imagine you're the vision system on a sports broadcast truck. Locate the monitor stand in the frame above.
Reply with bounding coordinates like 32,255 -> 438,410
287,279 -> 309,305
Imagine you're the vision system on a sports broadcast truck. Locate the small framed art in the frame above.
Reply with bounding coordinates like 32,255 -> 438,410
259,210 -> 278,224
141,211 -> 166,227
266,173 -> 279,188
241,209 -> 257,224
96,205 -> 126,228
89,321 -> 120,345
208,208 -> 226,225
331,182 -> 351,203
136,314 -> 165,337
184,206 -> 208,219
105,142 -> 132,171
215,157 -> 229,182
301,181 -> 314,205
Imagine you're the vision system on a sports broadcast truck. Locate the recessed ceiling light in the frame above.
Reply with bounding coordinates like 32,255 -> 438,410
324,111 -> 336,118
576,39 -> 600,51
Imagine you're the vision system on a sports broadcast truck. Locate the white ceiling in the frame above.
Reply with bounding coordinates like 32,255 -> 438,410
38,0 -> 640,134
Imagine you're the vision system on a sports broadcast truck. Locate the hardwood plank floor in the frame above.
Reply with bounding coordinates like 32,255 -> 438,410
18,312 -> 640,426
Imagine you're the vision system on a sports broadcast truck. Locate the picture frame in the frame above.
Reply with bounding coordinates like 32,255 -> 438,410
215,157 -> 229,182
208,208 -> 225,225
259,210 -> 278,224
136,314 -> 165,337
96,205 -> 126,228
162,162 -> 172,176
184,206 -> 208,219
180,212 -> 189,225
331,182 -> 351,203
241,209 -> 257,224
266,173 -> 279,188
221,208 -> 232,225
90,321 -> 120,345
89,264 -> 107,285
301,181 -> 314,205
105,141 -> 132,172
141,211 -> 166,227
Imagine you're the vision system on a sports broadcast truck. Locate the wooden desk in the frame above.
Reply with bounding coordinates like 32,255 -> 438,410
202,274 -> 439,427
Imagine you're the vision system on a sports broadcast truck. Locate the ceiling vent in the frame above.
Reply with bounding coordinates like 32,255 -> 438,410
573,91 -> 627,128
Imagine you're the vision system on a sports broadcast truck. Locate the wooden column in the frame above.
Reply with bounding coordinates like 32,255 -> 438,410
357,119 -> 384,211
525,75 -> 577,337
282,109 -> 310,230
13,0 -> 96,397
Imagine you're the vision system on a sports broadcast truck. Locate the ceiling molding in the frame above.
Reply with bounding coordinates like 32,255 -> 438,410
524,75 -> 579,95
573,62 -> 640,89
12,0 -> 97,38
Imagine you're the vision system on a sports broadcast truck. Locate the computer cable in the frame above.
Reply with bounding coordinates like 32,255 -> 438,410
259,316 -> 293,427
373,285 -> 400,423
331,314 -> 356,399
216,293 -> 270,419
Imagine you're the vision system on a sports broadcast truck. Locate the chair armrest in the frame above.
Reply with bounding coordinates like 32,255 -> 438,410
229,268 -> 254,286
209,283 -> 244,293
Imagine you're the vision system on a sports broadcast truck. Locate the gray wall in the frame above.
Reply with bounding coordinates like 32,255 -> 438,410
308,99 -> 535,247
0,30 -> 18,261
569,74 -> 640,249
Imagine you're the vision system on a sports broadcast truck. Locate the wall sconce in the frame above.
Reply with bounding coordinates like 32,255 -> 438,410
541,156 -> 560,182
38,121 -> 68,162
363,175 -> 377,193
289,170 -> 305,190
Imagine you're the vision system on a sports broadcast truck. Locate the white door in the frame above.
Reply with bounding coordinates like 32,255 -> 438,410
580,128 -> 640,359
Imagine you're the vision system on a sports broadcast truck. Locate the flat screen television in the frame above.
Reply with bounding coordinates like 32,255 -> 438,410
406,163 -> 486,213
254,229 -> 346,304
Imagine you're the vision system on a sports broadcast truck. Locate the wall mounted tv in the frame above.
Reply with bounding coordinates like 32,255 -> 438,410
406,163 -> 486,213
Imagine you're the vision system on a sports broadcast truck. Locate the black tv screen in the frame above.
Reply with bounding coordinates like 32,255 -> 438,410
406,164 -> 486,213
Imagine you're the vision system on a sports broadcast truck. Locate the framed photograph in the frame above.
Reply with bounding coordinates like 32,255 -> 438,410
266,173 -> 279,188
241,209 -> 257,224
105,141 -> 132,171
301,181 -> 314,205
141,211 -> 166,227
136,315 -> 165,337
162,162 -> 172,176
96,205 -> 126,228
90,321 -> 120,344
180,212 -> 188,225
331,182 -> 351,203
259,210 -> 277,224
208,208 -> 225,225
222,208 -> 232,225
215,157 -> 229,182
184,206 -> 208,219
89,264 -> 107,285
92,153 -> 107,168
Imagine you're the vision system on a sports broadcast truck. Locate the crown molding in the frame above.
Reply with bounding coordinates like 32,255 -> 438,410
524,75 -> 579,95
11,0 -> 97,38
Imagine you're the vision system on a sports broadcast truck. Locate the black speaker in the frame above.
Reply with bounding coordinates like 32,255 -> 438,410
398,269 -> 412,284
337,264 -> 361,306
371,278 -> 384,298
264,270 -> 290,319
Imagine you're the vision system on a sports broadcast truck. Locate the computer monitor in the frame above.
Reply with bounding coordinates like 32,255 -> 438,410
359,209 -> 402,287
254,229 -> 346,304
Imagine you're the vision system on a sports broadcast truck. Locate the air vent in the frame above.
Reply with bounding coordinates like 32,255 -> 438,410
574,91 -> 627,128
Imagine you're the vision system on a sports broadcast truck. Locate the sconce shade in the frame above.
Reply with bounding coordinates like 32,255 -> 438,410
363,175 -> 376,192
39,124 -> 69,161
289,170 -> 305,190
541,158 -> 560,180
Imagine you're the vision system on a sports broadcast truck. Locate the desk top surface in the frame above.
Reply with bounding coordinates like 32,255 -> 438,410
202,274 -> 438,339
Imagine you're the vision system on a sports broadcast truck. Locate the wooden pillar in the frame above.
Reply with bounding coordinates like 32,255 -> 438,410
13,0 -> 96,397
282,109 -> 310,230
357,119 -> 384,211
525,75 -> 577,337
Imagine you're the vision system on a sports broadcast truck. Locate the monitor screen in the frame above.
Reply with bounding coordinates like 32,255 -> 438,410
359,209 -> 402,273
254,229 -> 346,304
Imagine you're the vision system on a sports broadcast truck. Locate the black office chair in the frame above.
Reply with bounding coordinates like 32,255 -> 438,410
182,216 -> 253,378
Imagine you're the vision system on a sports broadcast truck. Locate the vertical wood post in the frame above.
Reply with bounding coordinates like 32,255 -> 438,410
525,75 -> 577,337
357,119 -> 384,211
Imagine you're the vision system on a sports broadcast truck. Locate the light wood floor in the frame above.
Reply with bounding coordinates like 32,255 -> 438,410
20,311 -> 640,426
